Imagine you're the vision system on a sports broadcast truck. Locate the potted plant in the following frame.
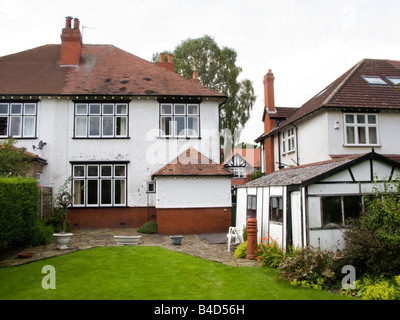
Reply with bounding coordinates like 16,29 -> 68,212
52,178 -> 74,249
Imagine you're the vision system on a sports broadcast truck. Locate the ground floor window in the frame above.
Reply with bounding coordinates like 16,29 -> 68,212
72,163 -> 127,207
321,195 -> 362,227
247,195 -> 257,218
270,196 -> 283,222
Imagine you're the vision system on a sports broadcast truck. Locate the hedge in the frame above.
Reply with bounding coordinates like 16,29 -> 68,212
0,177 -> 40,250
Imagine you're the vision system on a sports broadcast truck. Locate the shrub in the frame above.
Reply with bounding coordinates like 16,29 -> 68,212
278,246 -> 342,290
343,180 -> 400,277
256,235 -> 285,268
0,177 -> 40,250
138,221 -> 158,234
234,241 -> 247,258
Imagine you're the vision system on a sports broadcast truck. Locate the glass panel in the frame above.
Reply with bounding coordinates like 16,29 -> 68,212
0,104 -> 8,114
23,116 -> 35,137
102,116 -> 114,136
358,127 -> 366,144
345,114 -> 354,124
369,127 -> 377,144
161,104 -> 172,115
187,104 -> 198,115
103,104 -> 114,115
346,127 -> 355,144
367,115 -> 376,124
175,116 -> 185,136
101,165 -> 112,177
10,117 -> 21,136
87,165 -> 99,177
116,117 -> 127,136
114,180 -> 126,205
73,165 -> 85,177
89,104 -> 101,115
24,104 -> 36,115
76,104 -> 87,115
10,104 -> 22,115
161,116 -> 172,136
0,117 -> 8,136
116,104 -> 127,115
322,196 -> 342,226
344,196 -> 362,222
87,180 -> 98,205
75,117 -> 87,137
356,115 -> 365,124
174,104 -> 185,115
187,116 -> 199,137
73,180 -> 85,205
114,165 -> 126,177
89,116 -> 101,136
101,180 -> 112,205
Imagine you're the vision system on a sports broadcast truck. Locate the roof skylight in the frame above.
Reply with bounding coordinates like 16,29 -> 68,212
361,76 -> 387,85
386,77 -> 400,85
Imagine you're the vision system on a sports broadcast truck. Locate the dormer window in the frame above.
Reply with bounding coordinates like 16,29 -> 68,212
361,76 -> 387,85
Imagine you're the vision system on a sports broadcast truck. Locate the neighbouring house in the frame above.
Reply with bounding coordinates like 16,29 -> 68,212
237,59 -> 400,250
223,148 -> 261,186
0,16 -> 233,234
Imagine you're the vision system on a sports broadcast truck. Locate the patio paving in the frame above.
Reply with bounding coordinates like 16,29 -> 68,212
0,228 -> 258,268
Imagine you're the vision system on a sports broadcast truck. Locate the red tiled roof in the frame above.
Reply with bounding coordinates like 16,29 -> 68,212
152,147 -> 233,177
276,59 -> 400,130
0,44 -> 226,99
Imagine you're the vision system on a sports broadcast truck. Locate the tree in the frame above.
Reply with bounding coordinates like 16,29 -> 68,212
0,138 -> 34,177
154,35 -> 256,145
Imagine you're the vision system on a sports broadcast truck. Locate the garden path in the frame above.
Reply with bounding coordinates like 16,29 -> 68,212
0,229 -> 257,268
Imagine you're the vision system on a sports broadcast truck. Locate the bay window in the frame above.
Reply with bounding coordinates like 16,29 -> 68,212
72,163 -> 127,207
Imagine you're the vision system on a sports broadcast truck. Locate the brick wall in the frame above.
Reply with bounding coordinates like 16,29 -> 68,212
68,207 -> 156,228
157,207 -> 231,235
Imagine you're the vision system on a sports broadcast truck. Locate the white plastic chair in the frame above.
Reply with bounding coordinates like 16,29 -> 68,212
227,227 -> 243,252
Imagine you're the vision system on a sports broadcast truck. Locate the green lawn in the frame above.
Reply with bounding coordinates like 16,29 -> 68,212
0,246 -> 349,300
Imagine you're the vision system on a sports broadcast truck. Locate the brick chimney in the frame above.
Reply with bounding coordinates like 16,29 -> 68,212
60,16 -> 82,66
263,69 -> 276,175
158,53 -> 175,72
192,70 -> 200,83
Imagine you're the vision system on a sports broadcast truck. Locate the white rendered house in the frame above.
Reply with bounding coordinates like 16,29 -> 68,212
0,17 -> 233,234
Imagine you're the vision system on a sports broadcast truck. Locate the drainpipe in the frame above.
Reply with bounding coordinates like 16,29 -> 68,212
293,124 -> 300,166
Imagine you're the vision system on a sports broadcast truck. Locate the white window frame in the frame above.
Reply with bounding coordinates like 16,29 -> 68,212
344,113 -> 380,146
160,103 -> 200,138
72,163 -> 127,207
74,103 -> 128,138
0,102 -> 37,138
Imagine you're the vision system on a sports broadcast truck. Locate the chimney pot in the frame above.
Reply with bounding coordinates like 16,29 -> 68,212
73,18 -> 80,30
192,70 -> 200,83
263,68 -> 275,112
159,53 -> 164,62
65,16 -> 73,28
168,53 -> 173,63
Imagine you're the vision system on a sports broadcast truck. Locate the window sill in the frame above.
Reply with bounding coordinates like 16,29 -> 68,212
158,136 -> 202,140
344,143 -> 381,147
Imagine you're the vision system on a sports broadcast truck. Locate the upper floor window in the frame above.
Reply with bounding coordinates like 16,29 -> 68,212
281,127 -> 295,154
344,113 -> 379,146
0,102 -> 37,138
74,102 -> 128,138
160,103 -> 199,138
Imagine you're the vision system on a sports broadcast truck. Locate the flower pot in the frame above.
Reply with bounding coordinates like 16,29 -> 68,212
114,235 -> 141,245
170,235 -> 183,245
17,252 -> 33,259
53,233 -> 73,250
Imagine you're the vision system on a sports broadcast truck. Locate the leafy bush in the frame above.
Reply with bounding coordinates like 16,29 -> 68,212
31,219 -> 54,247
0,177 -> 40,250
234,241 -> 247,258
44,208 -> 72,233
278,246 -> 342,290
256,235 -> 285,268
0,138 -> 34,177
343,180 -> 400,277
138,221 -> 158,234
